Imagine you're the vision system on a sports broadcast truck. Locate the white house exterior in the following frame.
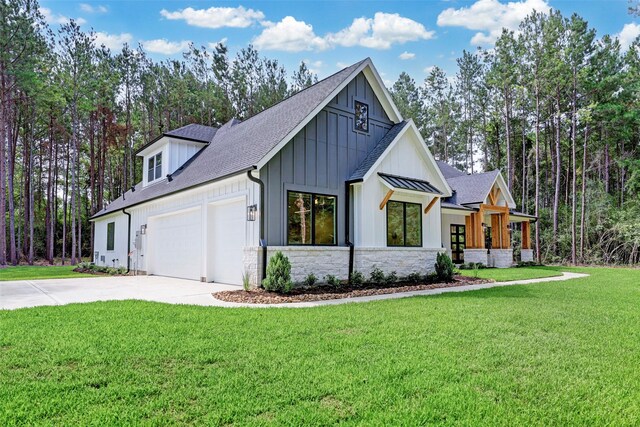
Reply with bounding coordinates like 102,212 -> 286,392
91,58 -> 535,286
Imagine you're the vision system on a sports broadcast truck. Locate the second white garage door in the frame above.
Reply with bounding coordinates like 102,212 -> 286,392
148,208 -> 202,281
208,199 -> 246,285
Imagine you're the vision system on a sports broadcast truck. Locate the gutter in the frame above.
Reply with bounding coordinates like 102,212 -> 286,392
122,208 -> 132,273
345,182 -> 354,283
247,169 -> 267,283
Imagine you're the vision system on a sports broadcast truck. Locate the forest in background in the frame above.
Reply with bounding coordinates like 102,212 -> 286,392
0,0 -> 639,266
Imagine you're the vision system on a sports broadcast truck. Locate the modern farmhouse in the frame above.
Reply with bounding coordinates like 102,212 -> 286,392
90,58 -> 535,285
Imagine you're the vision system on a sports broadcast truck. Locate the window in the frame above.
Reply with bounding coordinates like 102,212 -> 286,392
107,222 -> 115,251
450,224 -> 465,263
287,192 -> 336,245
147,152 -> 162,183
387,201 -> 422,247
354,100 -> 369,132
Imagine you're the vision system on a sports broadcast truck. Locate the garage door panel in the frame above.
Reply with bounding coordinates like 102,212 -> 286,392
208,200 -> 245,285
149,208 -> 202,281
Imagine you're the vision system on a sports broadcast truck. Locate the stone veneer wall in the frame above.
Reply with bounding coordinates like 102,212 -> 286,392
521,249 -> 534,263
464,249 -> 488,266
243,246 -> 443,286
490,249 -> 513,268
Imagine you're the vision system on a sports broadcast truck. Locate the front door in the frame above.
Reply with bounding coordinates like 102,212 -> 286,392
450,224 -> 465,264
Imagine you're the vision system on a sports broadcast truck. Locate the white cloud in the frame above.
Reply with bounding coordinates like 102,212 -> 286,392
437,0 -> 550,46
41,7 -> 87,25
160,6 -> 264,29
253,16 -> 328,52
94,32 -> 132,51
424,65 -> 436,74
399,51 -> 416,60
207,38 -> 228,49
336,61 -> 350,69
617,22 -> 640,51
303,59 -> 323,74
326,12 -> 435,49
80,3 -> 107,13
142,39 -> 191,55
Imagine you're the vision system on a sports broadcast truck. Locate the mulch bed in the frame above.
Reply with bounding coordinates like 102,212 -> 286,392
72,268 -> 128,276
213,275 -> 492,304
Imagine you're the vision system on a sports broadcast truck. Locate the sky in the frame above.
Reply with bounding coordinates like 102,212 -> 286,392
40,0 -> 639,85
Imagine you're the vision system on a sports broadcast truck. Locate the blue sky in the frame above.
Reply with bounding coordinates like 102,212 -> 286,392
41,0 -> 639,85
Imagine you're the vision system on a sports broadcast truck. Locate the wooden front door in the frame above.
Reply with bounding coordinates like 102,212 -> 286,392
450,224 -> 466,264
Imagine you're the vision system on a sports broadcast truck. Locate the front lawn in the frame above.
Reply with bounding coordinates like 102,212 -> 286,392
0,265 -> 94,281
1,267 -> 639,425
458,265 -> 563,281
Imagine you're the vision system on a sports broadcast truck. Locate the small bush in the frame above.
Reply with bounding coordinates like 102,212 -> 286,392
324,274 -> 341,288
435,252 -> 455,282
262,251 -> 293,293
369,267 -> 385,284
303,273 -> 317,287
405,272 -> 422,283
423,272 -> 439,284
384,271 -> 398,285
516,261 -> 541,267
349,271 -> 365,287
242,270 -> 251,291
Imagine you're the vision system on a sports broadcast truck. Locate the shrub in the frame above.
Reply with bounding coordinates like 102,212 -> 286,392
435,252 -> 455,282
369,267 -> 385,284
242,270 -> 251,291
349,271 -> 365,287
384,271 -> 398,285
405,272 -> 422,283
324,274 -> 341,288
303,273 -> 317,287
262,251 -> 293,293
516,261 -> 541,267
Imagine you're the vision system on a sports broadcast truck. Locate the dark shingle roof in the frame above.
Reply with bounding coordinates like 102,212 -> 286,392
441,201 -> 473,211
435,160 -> 466,179
444,170 -> 500,205
165,123 -> 218,143
378,173 -> 442,195
348,120 -> 409,181
93,59 -> 368,219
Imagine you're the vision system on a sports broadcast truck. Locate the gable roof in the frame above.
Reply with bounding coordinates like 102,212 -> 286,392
444,170 -> 500,205
349,121 -> 409,181
93,58 -> 400,219
165,123 -> 218,143
435,160 -> 466,179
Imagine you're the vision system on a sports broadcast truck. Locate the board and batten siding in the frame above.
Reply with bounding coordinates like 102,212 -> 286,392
260,72 -> 394,246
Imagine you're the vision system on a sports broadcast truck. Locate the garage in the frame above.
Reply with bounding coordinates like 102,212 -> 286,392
207,199 -> 246,285
147,207 -> 202,281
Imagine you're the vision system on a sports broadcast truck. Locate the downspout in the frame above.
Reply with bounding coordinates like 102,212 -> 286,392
247,169 -> 267,282
122,208 -> 131,273
345,182 -> 354,283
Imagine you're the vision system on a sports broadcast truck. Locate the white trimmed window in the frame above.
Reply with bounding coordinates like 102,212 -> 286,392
147,152 -> 162,183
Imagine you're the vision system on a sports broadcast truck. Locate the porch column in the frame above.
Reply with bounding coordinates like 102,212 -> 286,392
521,221 -> 534,262
464,211 -> 488,265
491,214 -> 501,248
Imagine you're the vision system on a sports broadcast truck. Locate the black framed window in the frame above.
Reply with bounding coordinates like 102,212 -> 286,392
354,100 -> 369,132
107,222 -> 115,251
387,201 -> 422,247
287,191 -> 336,245
147,152 -> 162,183
450,224 -> 465,263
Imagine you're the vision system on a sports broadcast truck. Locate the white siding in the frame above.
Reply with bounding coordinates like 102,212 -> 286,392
441,213 -> 467,254
354,130 -> 443,249
168,141 -> 202,175
93,212 -> 129,268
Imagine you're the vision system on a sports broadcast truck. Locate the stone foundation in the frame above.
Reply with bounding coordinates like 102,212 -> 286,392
464,249 -> 488,266
242,246 -> 443,286
521,249 -> 534,263
354,247 -> 441,277
490,249 -> 514,268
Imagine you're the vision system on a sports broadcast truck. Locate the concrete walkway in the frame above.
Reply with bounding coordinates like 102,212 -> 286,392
0,271 -> 588,310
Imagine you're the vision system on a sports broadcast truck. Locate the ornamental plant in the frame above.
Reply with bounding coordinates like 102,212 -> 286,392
262,251 -> 293,293
435,252 -> 455,282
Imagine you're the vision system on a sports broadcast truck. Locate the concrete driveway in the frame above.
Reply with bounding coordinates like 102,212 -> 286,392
0,275 -> 242,310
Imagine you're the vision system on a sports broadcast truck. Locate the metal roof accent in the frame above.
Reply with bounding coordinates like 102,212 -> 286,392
378,173 -> 442,195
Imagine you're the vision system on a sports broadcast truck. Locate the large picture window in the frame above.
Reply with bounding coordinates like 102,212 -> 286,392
107,222 -> 115,251
287,191 -> 336,245
147,152 -> 162,183
387,201 -> 422,247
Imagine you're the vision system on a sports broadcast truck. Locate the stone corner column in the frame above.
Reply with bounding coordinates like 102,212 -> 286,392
521,249 -> 534,263
490,249 -> 514,268
463,248 -> 488,266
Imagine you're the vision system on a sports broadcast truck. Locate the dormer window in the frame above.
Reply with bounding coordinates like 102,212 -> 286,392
147,153 -> 162,183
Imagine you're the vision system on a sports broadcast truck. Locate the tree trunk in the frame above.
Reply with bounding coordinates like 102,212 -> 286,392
552,98 -> 561,256
534,90 -> 541,264
570,85 -> 577,265
580,125 -> 588,262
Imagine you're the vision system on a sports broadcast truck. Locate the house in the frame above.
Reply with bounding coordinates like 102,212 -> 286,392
90,58 -> 535,286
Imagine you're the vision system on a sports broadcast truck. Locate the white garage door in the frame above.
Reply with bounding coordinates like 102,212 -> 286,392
148,208 -> 202,281
208,199 -> 246,285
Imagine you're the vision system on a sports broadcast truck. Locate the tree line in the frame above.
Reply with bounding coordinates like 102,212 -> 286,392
391,9 -> 640,265
1,0 -> 638,266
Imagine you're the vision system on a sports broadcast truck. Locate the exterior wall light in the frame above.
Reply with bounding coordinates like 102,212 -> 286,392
247,204 -> 258,221
140,224 -> 147,235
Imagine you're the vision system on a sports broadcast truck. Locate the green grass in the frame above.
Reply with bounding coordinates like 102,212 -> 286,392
1,267 -> 639,425
0,265 -> 94,281
458,265 -> 563,281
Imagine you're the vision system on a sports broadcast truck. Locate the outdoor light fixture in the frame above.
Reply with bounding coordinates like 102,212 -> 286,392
140,224 -> 147,235
247,205 -> 258,221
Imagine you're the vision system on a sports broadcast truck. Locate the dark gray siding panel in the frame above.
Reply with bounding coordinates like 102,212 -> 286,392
262,72 -> 394,245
